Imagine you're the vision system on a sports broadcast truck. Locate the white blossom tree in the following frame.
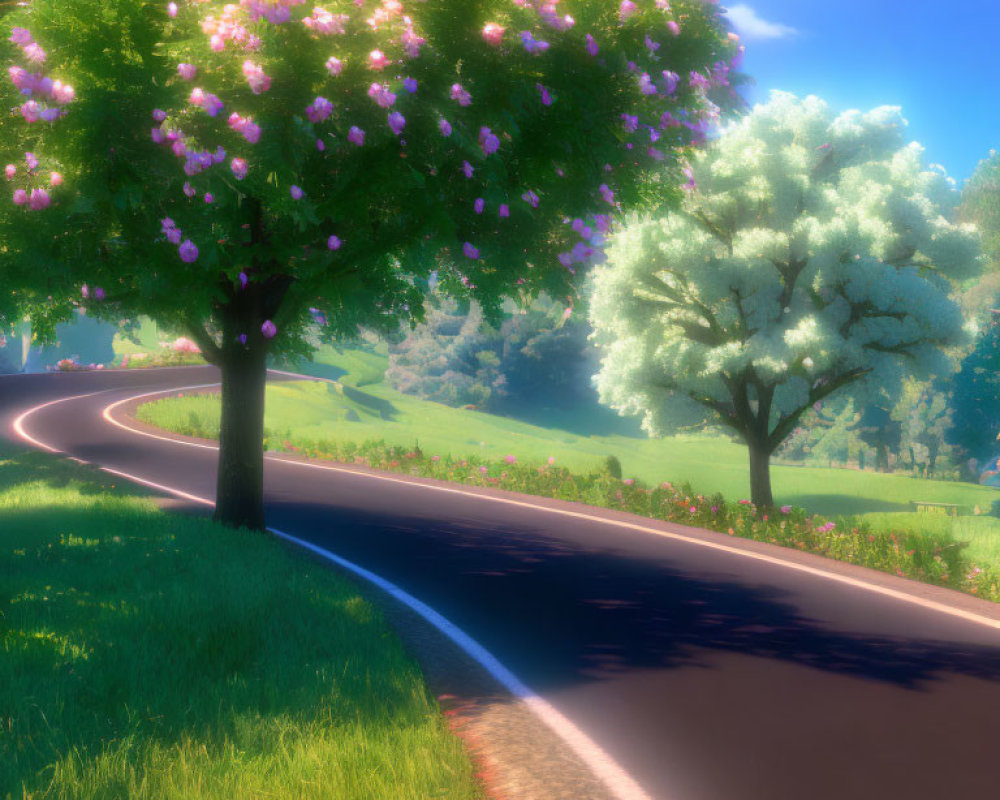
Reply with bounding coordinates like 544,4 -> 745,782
588,92 -> 984,508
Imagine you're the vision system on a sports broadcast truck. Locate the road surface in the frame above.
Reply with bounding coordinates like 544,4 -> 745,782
5,365 -> 1000,800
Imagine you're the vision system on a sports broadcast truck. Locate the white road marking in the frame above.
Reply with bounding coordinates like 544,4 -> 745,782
12,382 -> 660,800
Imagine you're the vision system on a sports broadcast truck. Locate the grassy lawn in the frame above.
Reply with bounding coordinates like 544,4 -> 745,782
0,442 -> 483,800
139,372 -> 1000,520
859,512 -> 1000,569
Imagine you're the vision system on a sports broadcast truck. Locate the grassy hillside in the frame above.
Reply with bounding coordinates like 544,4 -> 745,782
137,363 -> 1000,521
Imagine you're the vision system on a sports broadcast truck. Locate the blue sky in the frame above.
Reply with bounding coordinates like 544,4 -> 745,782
724,0 -> 1000,186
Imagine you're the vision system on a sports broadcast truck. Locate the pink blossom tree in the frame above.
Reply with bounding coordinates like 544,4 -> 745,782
3,0 -> 744,529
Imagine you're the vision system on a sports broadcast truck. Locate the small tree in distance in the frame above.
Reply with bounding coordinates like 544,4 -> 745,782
588,92 -> 984,508
3,0 -> 743,529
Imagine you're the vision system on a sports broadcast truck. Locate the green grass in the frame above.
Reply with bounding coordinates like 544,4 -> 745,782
861,512 -> 1000,568
137,377 -> 1000,520
286,343 -> 390,388
112,318 -> 168,358
0,442 -> 484,800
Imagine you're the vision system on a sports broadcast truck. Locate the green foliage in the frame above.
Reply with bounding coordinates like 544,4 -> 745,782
3,0 -> 742,362
0,441 -> 483,799
603,453 -> 623,480
960,149 -> 1000,265
946,310 -> 1000,463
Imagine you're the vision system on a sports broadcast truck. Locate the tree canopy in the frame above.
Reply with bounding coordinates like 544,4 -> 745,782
588,91 -> 984,507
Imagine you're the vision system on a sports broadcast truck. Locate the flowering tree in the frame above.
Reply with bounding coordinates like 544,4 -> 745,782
3,0 -> 742,529
588,92 -> 984,508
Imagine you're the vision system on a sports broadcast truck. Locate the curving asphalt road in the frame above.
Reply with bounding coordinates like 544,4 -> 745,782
6,366 -> 1000,800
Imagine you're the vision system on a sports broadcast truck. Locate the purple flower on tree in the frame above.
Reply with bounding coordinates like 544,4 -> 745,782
178,239 -> 198,262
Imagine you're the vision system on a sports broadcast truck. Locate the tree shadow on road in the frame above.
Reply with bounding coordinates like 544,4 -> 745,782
266,498 -> 1000,693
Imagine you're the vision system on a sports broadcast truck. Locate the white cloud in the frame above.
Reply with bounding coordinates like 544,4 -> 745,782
726,4 -> 798,41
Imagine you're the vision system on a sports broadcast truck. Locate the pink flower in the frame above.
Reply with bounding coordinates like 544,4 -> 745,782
28,188 -> 49,209
619,0 -> 637,21
172,337 -> 200,354
473,198 -> 484,214
4,165 -> 14,180
167,1 -> 178,17
152,108 -> 167,122
548,456 -> 555,464
325,56 -> 343,76
505,454 -> 516,464
239,271 -> 248,289
462,242 -> 479,259
177,63 -> 197,80
387,111 -> 405,134
585,33 -> 598,55
449,83 -> 471,106
178,239 -> 198,262
12,189 -> 27,205
462,161 -> 474,178
290,185 -> 304,200
24,42 -> 46,63
402,77 -> 417,93
49,171 -> 62,186
94,287 -> 105,301
348,126 -> 365,146
9,27 -> 32,46
203,192 -> 214,203
482,23 -> 505,46
479,466 -> 488,473
521,189 -> 539,208
621,113 -> 639,133
327,234 -> 341,250
368,82 -> 396,107
316,138 -> 325,151
25,152 -> 38,170
242,60 -> 271,94
261,320 -> 277,339
666,20 -> 680,36
689,506 -> 697,513
438,118 -> 452,136
230,158 -> 248,180
498,203 -> 510,218
368,49 -> 390,70
781,505 -> 791,514
536,84 -> 552,106
623,478 -> 634,485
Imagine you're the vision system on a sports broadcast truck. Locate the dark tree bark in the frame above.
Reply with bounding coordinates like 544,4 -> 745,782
748,437 -> 774,509
215,340 -> 268,530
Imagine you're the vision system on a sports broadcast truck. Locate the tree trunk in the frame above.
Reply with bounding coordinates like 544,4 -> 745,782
748,440 -> 774,509
876,442 -> 889,472
214,341 -> 268,531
